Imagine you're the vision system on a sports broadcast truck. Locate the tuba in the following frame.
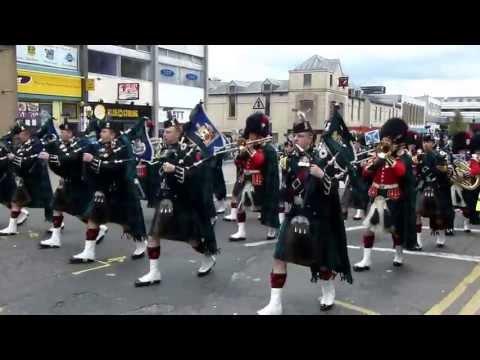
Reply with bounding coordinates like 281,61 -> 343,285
449,159 -> 480,190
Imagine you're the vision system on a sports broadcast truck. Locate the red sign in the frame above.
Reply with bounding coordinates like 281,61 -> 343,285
338,77 -> 349,88
118,83 -> 140,101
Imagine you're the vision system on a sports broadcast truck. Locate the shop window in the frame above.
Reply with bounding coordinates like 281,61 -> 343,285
121,57 -> 150,80
303,74 -> 312,88
229,95 -> 236,117
88,50 -> 117,76
62,103 -> 78,120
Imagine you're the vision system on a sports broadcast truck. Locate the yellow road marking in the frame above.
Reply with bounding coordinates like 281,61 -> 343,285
71,256 -> 126,275
334,300 -> 380,315
458,289 -> 480,315
425,264 -> 480,315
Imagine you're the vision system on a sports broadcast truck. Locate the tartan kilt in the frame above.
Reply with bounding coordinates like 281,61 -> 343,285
52,180 -> 93,219
0,173 -> 16,206
274,204 -> 353,284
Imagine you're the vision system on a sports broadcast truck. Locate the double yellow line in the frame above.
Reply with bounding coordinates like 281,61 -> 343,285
425,264 -> 480,315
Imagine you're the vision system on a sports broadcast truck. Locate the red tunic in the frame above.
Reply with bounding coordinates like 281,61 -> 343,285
235,148 -> 265,171
363,157 -> 406,200
470,159 -> 480,177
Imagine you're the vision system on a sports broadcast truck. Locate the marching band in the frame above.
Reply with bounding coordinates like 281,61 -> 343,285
1,102 -> 480,315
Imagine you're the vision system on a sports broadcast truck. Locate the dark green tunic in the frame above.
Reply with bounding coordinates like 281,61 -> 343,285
0,146 -> 16,207
274,147 -> 353,284
85,134 -> 147,241
149,142 -> 218,255
257,143 -> 280,229
46,137 -> 94,219
10,137 -> 53,221
398,152 -> 418,250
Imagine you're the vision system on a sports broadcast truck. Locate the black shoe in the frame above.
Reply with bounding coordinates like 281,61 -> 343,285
131,252 -> 145,260
409,245 -> 423,252
436,243 -> 445,248
229,236 -> 246,242
465,229 -> 472,234
320,303 -> 334,312
266,235 -> 276,240
69,257 -> 95,264
445,229 -> 454,236
353,265 -> 370,272
134,279 -> 161,288
393,261 -> 403,267
38,243 -> 60,249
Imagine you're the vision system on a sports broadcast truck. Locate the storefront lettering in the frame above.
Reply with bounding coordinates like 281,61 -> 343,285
107,109 -> 139,118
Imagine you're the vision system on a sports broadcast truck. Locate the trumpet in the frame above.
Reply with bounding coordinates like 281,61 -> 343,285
213,136 -> 273,157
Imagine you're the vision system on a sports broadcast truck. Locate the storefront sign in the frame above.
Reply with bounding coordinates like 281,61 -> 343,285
186,73 -> 198,81
86,79 -> 95,91
16,45 -> 79,71
118,83 -> 140,100
90,102 -> 151,121
17,69 -> 82,98
160,69 -> 175,77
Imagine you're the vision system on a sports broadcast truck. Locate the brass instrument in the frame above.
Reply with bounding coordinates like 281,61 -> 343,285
352,139 -> 395,166
213,136 -> 273,157
449,158 -> 480,190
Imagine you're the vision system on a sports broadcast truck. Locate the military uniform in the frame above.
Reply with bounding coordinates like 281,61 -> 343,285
416,141 -> 452,247
229,112 -> 280,242
354,118 -> 411,271
39,120 -> 108,249
0,124 -> 53,236
135,120 -> 219,287
70,121 -> 147,264
257,113 -> 352,315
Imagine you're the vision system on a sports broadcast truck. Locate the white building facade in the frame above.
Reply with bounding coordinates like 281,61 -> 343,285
86,45 -> 207,129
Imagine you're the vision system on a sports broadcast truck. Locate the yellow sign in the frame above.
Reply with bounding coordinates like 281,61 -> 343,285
86,78 -> 95,91
107,108 -> 139,118
17,69 -> 81,98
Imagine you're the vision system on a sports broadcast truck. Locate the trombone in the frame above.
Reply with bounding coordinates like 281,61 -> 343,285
213,136 -> 273,157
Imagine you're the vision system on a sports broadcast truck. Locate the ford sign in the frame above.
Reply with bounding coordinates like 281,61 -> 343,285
186,73 -> 198,81
161,69 -> 175,77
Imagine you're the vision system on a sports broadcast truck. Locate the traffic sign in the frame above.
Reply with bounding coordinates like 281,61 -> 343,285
253,97 -> 265,110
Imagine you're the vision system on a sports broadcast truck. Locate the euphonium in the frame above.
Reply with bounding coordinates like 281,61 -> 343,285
449,159 -> 480,190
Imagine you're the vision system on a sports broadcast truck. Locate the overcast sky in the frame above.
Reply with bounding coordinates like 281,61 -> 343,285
208,45 -> 480,98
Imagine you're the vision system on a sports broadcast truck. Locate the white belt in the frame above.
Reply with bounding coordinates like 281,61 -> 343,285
372,182 -> 399,190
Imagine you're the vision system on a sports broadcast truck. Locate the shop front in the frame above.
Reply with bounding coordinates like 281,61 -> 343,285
16,68 -> 82,130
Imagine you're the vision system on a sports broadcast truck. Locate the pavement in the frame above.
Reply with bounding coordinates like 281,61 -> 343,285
1,164 -> 480,315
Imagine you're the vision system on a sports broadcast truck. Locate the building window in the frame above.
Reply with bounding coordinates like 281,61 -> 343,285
330,74 -> 333,88
137,45 -> 151,52
62,103 -> 78,120
119,45 -> 137,50
263,84 -> 271,92
229,95 -> 236,117
191,55 -> 204,65
88,50 -> 118,76
300,100 -> 314,122
351,98 -> 354,121
358,101 -> 361,122
265,94 -> 271,116
375,107 -> 378,121
303,74 -> 312,88
121,57 -> 151,80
